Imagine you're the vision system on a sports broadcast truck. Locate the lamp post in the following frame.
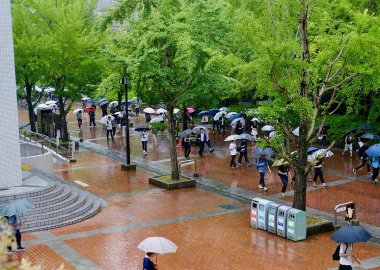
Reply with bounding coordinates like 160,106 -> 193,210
120,77 -> 136,171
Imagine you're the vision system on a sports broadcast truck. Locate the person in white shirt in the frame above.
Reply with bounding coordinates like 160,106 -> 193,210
105,116 -> 114,141
229,140 -> 237,168
201,115 -> 208,124
338,242 -> 360,270
141,130 -> 148,155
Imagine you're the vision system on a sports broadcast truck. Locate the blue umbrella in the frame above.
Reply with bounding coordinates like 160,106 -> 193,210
135,125 -> 151,131
229,114 -> 242,123
252,148 -> 274,157
331,226 -> 372,244
198,110 -> 209,116
180,129 -> 193,138
240,133 -> 254,141
0,199 -> 33,217
357,124 -> 373,130
209,108 -> 220,116
360,133 -> 380,140
307,147 -> 319,153
366,144 -> 380,157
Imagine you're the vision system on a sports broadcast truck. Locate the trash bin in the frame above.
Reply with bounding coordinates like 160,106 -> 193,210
277,205 -> 292,237
258,199 -> 272,230
267,202 -> 281,234
251,198 -> 260,228
287,208 -> 307,241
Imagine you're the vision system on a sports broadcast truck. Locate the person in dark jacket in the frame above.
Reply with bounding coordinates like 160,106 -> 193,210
238,140 -> 249,166
353,141 -> 370,174
142,252 -> 157,270
278,163 -> 290,196
235,120 -> 243,135
89,109 -> 96,127
184,134 -> 191,159
312,158 -> 328,188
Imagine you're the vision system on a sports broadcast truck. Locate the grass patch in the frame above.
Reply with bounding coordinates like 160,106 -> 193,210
307,215 -> 327,226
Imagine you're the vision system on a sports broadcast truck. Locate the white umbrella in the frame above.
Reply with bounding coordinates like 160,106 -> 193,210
226,112 -> 238,119
48,103 -> 57,109
251,117 -> 261,122
230,117 -> 245,127
262,125 -> 275,132
137,237 -> 177,254
156,108 -> 167,114
311,149 -> 334,159
34,86 -> 43,92
73,109 -> 83,114
45,87 -> 55,93
82,96 -> 90,101
192,126 -> 209,134
101,115 -> 114,124
150,118 -> 162,123
214,111 -> 226,121
108,101 -> 118,109
219,107 -> 228,112
224,134 -> 242,141
36,104 -> 50,110
269,131 -> 276,138
173,108 -> 180,114
292,127 -> 299,136
45,100 -> 57,105
143,107 -> 156,114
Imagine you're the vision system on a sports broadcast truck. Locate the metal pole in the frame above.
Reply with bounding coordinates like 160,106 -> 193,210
124,78 -> 131,165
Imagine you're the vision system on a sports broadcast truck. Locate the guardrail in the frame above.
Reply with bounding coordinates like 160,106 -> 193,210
178,159 -> 199,177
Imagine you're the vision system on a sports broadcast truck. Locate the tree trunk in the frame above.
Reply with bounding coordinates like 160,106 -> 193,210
117,90 -> 122,111
58,96 -> 69,141
168,106 -> 180,179
25,82 -> 36,132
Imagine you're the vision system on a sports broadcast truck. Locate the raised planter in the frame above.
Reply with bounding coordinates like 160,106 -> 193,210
149,174 -> 196,190
306,216 -> 334,236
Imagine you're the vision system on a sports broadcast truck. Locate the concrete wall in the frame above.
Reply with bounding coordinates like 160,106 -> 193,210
0,0 -> 23,188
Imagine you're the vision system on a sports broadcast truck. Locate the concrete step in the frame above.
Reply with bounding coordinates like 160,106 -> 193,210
31,186 -> 71,208
0,183 -> 57,204
23,199 -> 102,232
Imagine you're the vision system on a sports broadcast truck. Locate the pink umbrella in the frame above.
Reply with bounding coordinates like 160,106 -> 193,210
187,107 -> 195,113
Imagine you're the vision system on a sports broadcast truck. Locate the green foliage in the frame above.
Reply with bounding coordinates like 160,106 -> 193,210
150,122 -> 166,132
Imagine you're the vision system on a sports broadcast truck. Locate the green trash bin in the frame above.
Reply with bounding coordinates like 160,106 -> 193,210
286,208 -> 307,241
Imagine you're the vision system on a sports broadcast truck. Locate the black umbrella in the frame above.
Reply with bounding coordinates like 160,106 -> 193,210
315,124 -> 330,131
331,226 -> 372,244
343,128 -> 357,137
360,133 -> 380,140
179,129 -> 193,138
135,125 -> 151,131
357,124 -> 373,130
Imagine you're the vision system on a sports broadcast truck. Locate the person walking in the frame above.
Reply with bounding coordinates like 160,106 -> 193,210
235,120 -> 243,135
320,127 -> 328,146
353,141 -> 370,174
342,132 -> 354,158
238,139 -> 249,166
338,242 -> 361,270
6,214 -> 26,252
184,134 -> 191,159
370,156 -> 379,184
105,116 -> 114,141
251,121 -> 258,141
141,130 -> 148,155
229,140 -> 237,168
220,115 -> 226,136
312,158 -> 328,188
89,109 -> 96,127
201,114 -> 208,124
256,155 -> 271,191
142,252 -> 157,270
212,117 -> 220,133
197,129 -> 207,157
76,110 -> 83,128
145,113 -> 151,124
111,116 -> 117,137
278,163 -> 290,196
135,100 -> 140,116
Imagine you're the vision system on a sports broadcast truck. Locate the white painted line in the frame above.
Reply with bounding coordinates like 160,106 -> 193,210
74,180 -> 90,187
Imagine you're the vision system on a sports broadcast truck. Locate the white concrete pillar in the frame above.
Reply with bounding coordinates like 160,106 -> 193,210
0,0 -> 22,188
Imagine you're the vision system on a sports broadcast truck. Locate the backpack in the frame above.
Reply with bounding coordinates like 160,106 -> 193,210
332,244 -> 340,261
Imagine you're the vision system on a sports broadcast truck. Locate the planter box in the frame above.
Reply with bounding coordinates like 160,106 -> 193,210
149,174 -> 196,190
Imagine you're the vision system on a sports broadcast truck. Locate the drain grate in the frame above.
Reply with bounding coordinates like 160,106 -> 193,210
219,204 -> 238,210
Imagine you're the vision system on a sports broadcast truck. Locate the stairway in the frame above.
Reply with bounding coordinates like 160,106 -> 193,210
0,173 -> 102,232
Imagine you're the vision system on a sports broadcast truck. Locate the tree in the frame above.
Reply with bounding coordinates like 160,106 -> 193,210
103,0 -> 231,179
226,0 -> 380,210
14,0 -> 105,140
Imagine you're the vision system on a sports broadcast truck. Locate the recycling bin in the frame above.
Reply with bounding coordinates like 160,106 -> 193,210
267,203 -> 281,234
277,205 -> 292,237
258,199 -> 272,230
250,197 -> 260,228
287,208 -> 307,241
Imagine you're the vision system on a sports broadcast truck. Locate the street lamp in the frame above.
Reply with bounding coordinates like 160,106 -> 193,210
120,77 -> 136,171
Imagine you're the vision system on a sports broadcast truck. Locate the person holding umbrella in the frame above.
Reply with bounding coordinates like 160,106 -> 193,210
76,109 -> 83,128
277,161 -> 290,196
238,139 -> 250,166
220,115 -> 226,136
370,156 -> 379,184
143,252 -> 157,270
234,120 -> 243,135
89,107 -> 96,127
312,158 -> 328,188
229,139 -> 238,168
6,214 -> 26,252
353,141 -> 370,174
197,128 -> 207,157
141,129 -> 149,155
342,132 -> 354,158
105,116 -> 114,141
256,154 -> 271,191
183,133 -> 191,159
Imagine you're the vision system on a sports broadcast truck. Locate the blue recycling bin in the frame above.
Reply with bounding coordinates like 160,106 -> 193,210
277,206 -> 292,237
258,199 -> 272,230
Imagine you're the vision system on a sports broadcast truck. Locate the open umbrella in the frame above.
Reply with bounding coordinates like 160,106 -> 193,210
272,159 -> 288,167
214,111 -> 227,121
331,226 -> 372,244
198,110 -> 209,116
187,107 -> 195,113
135,125 -> 151,131
343,128 -> 357,137
180,129 -> 193,138
224,134 -> 242,141
311,149 -> 334,159
360,133 -> 380,140
73,109 -> 83,114
45,87 -> 55,93
173,108 -> 180,114
150,118 -> 162,123
98,98 -> 108,107
230,117 -> 245,127
101,115 -> 114,124
240,133 -> 254,141
156,108 -> 167,114
192,126 -> 209,134
252,148 -> 274,157
143,108 -> 156,114
219,107 -> 228,112
226,112 -> 238,119
357,124 -> 373,130
269,131 -> 276,138
36,104 -> 51,110
45,100 -> 57,105
307,147 -> 319,153
119,111 -> 136,117
82,96 -> 90,101
0,199 -> 33,217
108,101 -> 118,109
366,144 -> 380,157
261,125 -> 275,132
251,117 -> 261,123
315,124 -> 330,131
229,114 -> 243,123
208,108 -> 220,116
137,237 -> 178,254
